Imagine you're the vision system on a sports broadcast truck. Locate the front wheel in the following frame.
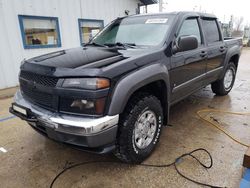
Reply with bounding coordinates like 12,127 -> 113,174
211,62 -> 236,96
114,93 -> 163,163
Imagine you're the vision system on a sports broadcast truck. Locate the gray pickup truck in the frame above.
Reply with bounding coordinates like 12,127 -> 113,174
10,11 -> 242,163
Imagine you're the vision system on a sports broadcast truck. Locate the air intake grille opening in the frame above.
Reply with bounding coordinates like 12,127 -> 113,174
19,71 -> 57,109
20,82 -> 54,108
20,71 -> 58,87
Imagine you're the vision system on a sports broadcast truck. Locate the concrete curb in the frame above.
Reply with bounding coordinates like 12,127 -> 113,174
0,86 -> 18,100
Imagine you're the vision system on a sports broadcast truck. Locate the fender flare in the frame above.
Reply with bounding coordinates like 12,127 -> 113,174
108,63 -> 170,119
220,45 -> 241,78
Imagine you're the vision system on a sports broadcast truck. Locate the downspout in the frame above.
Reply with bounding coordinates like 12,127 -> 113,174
79,0 -> 83,18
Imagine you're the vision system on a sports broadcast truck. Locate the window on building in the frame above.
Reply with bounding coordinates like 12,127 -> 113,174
78,19 -> 104,45
18,15 -> 61,49
202,19 -> 221,44
178,18 -> 202,45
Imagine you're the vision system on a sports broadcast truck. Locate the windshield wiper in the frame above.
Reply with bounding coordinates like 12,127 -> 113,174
84,42 -> 108,48
104,42 -> 138,49
84,42 -> 138,49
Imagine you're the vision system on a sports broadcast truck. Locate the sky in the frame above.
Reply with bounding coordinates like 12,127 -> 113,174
146,0 -> 250,26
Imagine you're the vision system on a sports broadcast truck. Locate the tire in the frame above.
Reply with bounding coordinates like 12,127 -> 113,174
114,92 -> 163,163
211,62 -> 236,96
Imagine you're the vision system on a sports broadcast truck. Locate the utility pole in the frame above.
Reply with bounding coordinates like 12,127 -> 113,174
159,0 -> 163,12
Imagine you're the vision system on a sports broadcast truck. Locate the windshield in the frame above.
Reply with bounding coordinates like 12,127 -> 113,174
92,15 -> 174,47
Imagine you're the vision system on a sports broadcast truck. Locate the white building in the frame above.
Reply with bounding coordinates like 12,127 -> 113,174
0,0 -> 157,89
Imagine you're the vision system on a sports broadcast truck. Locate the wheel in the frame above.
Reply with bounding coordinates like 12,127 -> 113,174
211,62 -> 236,96
114,93 -> 163,163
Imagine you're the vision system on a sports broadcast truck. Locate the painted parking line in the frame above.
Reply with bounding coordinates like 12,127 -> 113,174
0,115 -> 16,122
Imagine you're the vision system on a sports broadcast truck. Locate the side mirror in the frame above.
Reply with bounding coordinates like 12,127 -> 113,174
173,35 -> 198,54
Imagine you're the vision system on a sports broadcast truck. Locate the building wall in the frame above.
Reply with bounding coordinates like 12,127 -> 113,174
0,0 -> 140,89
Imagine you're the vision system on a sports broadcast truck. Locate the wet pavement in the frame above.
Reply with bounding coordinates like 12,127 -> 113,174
1,48 -> 250,188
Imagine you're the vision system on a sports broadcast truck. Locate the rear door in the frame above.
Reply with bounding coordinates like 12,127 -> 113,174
201,18 -> 226,84
170,17 -> 207,103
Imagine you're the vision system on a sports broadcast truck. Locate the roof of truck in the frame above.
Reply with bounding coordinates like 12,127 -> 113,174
129,11 -> 217,19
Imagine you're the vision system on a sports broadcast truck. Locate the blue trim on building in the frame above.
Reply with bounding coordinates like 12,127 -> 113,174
78,18 -> 104,46
18,15 -> 62,49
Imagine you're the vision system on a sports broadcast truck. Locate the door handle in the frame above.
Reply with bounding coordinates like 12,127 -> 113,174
200,51 -> 207,57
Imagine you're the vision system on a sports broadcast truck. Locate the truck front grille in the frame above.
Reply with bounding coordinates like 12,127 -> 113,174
20,71 -> 58,87
19,71 -> 57,109
20,82 -> 54,108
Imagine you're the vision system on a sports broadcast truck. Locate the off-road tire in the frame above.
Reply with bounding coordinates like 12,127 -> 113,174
114,92 -> 163,163
211,62 -> 236,96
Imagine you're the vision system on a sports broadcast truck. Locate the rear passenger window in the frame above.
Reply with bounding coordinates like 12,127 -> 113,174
202,19 -> 221,44
178,18 -> 201,45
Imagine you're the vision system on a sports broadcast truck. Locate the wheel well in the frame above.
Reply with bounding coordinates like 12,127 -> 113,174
126,80 -> 168,124
229,54 -> 239,69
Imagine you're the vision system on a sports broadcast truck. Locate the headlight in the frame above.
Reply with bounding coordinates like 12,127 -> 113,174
62,78 -> 110,90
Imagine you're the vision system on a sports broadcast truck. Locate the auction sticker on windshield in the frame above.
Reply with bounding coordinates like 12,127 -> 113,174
145,18 -> 168,24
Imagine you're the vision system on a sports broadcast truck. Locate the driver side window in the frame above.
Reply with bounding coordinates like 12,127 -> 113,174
178,18 -> 202,45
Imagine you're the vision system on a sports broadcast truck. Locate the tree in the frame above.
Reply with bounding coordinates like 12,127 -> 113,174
234,16 -> 244,31
232,16 -> 244,37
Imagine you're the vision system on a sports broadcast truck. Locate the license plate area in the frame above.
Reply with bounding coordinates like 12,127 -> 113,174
12,104 -> 28,116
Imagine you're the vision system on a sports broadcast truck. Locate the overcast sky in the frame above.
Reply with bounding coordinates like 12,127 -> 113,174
147,0 -> 250,25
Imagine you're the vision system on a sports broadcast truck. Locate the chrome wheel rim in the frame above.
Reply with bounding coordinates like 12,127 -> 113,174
133,110 -> 157,149
224,69 -> 234,89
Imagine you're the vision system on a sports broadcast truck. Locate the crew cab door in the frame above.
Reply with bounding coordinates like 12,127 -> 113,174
201,18 -> 226,84
170,17 -> 207,103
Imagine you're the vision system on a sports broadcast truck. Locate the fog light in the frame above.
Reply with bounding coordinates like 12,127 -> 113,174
60,97 -> 106,115
71,99 -> 94,110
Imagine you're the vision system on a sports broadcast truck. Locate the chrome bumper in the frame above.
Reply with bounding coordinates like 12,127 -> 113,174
12,90 -> 119,136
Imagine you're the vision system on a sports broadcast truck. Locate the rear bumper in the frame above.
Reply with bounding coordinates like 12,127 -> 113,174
10,90 -> 119,153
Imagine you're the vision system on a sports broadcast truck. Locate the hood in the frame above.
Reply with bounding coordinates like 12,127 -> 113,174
21,46 -> 161,78
26,47 -> 129,69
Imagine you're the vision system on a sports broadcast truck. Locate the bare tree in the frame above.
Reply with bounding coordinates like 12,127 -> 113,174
234,16 -> 244,31
231,16 -> 244,37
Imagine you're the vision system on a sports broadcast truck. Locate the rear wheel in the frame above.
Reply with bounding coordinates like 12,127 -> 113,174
114,93 -> 163,163
211,62 -> 236,96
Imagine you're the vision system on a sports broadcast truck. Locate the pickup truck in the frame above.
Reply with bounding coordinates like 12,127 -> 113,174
10,12 -> 242,163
